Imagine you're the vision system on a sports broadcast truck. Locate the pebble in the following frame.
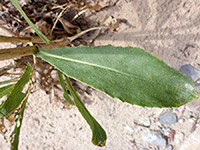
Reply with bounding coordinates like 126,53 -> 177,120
125,0 -> 131,2
137,147 -> 149,150
142,130 -> 167,147
138,117 -> 151,127
184,111 -> 195,119
154,147 -> 160,150
162,128 -> 171,137
165,145 -> 173,150
125,125 -> 134,133
158,112 -> 177,126
195,83 -> 200,92
179,64 -> 200,82
178,118 -> 185,123
188,118 -> 195,123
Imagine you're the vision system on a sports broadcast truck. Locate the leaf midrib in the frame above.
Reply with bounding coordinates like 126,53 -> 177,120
38,51 -> 179,88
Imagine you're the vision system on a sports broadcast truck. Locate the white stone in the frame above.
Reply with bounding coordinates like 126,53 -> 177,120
139,117 -> 151,127
125,125 -> 134,133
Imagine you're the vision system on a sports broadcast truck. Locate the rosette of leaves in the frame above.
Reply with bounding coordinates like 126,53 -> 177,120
0,0 -> 198,149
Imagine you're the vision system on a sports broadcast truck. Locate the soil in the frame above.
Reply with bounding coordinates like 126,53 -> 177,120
0,0 -> 200,150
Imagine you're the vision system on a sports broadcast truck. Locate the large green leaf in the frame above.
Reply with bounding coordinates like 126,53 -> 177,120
63,73 -> 107,146
36,45 -> 198,107
0,64 -> 32,117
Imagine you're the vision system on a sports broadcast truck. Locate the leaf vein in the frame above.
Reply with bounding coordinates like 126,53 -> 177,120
39,51 -> 152,82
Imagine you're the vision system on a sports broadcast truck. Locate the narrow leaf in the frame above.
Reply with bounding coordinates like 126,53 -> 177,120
0,64 -> 32,117
57,71 -> 73,104
10,98 -> 27,150
0,78 -> 19,86
0,65 -> 14,76
64,75 -> 107,146
11,0 -> 50,44
0,35 -> 31,43
36,45 -> 198,107
0,84 -> 15,98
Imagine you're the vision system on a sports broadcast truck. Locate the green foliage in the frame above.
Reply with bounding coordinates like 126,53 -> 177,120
63,72 -> 107,146
10,99 -> 27,150
0,64 -> 32,117
0,78 -> 18,86
11,0 -> 50,44
57,71 -> 73,104
0,64 -> 32,150
37,45 -> 198,107
0,85 -> 15,98
0,1 -> 198,149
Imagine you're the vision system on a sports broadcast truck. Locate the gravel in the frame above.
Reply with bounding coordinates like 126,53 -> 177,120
125,125 -> 134,133
137,147 -> 149,150
158,112 -> 177,126
164,145 -> 173,150
138,117 -> 151,127
142,130 -> 167,147
179,64 -> 200,82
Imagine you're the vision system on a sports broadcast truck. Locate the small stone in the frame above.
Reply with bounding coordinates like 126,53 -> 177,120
188,118 -> 195,123
154,147 -> 160,150
195,83 -> 200,92
138,117 -> 151,127
162,128 -> 171,137
158,112 -> 177,126
179,64 -> 200,82
184,111 -> 195,119
125,0 -> 131,2
137,147 -> 149,150
178,118 -> 185,123
165,145 -> 173,150
174,132 -> 185,145
142,130 -> 167,147
125,125 -> 134,133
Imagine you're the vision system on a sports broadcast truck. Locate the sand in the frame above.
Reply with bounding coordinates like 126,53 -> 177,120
0,0 -> 200,149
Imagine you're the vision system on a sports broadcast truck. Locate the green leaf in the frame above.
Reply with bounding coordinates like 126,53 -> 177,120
0,78 -> 19,86
64,74 -> 107,146
57,71 -> 73,104
0,84 -> 15,99
11,0 -> 50,44
0,65 -> 14,76
36,45 -> 198,107
0,64 -> 32,117
10,98 -> 27,150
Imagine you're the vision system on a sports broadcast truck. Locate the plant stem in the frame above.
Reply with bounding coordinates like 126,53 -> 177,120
0,64 -> 15,76
0,35 -> 54,44
0,46 -> 38,61
11,0 -> 51,44
0,36 -> 31,43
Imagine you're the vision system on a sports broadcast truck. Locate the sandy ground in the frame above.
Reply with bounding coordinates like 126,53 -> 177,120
1,0 -> 200,150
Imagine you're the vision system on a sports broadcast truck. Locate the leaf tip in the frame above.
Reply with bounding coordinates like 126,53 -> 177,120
92,140 -> 106,147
